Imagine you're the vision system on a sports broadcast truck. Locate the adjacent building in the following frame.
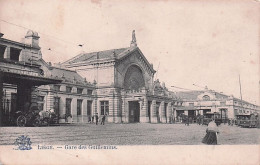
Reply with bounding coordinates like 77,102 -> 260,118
175,87 -> 260,120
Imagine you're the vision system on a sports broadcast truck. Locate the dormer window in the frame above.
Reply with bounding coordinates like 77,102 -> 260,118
87,89 -> 93,95
66,86 -> 72,93
10,47 -> 21,61
53,85 -> 60,92
77,88 -> 83,94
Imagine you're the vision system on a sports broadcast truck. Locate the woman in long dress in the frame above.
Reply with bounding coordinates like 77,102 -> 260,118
202,119 -> 219,145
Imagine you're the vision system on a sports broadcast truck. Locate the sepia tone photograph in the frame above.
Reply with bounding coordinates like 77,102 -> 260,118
0,0 -> 259,164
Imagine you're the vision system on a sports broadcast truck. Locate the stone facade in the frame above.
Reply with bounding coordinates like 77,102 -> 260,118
175,89 -> 260,121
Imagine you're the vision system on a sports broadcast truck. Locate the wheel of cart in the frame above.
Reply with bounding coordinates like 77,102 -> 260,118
17,115 -> 27,127
41,118 -> 50,126
32,116 -> 41,127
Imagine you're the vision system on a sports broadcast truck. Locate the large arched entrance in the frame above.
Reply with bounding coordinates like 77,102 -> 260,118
124,65 -> 145,123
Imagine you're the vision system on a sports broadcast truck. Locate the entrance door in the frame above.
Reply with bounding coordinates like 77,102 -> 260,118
87,101 -> 92,116
65,98 -> 72,115
148,101 -> 151,122
129,101 -> 140,123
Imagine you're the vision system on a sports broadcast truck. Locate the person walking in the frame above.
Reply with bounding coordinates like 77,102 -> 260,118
95,113 -> 99,125
101,114 -> 106,125
202,119 -> 219,145
185,116 -> 189,126
91,115 -> 94,124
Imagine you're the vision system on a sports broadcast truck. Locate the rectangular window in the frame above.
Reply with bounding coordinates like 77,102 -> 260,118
77,99 -> 82,116
77,88 -> 83,94
53,85 -> 60,92
66,98 -> 72,115
66,86 -> 72,93
37,96 -> 45,111
87,89 -> 93,95
100,101 -> 109,115
10,47 -> 21,61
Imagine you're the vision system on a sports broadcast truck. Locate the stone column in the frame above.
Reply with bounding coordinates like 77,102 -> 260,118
121,97 -> 126,123
173,107 -> 177,122
108,92 -> 114,123
71,98 -> 77,123
114,91 -> 121,123
150,100 -> 157,123
160,101 -> 166,123
166,102 -> 172,123
125,101 -> 129,123
46,91 -> 54,111
140,96 -> 149,123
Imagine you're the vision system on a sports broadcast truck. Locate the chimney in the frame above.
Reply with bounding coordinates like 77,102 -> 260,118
24,30 -> 40,48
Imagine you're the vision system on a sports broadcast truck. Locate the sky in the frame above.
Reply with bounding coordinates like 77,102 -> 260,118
0,0 -> 259,104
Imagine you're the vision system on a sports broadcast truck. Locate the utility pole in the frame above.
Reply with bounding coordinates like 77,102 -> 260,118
239,74 -> 244,113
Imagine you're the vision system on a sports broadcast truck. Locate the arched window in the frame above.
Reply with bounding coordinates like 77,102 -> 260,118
202,95 -> 210,101
124,65 -> 145,90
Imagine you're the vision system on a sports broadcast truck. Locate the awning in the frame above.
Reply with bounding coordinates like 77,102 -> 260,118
1,71 -> 62,86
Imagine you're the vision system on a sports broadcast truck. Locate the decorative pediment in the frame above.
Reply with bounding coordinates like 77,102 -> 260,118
117,47 -> 156,76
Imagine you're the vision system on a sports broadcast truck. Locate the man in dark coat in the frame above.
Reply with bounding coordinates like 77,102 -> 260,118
95,113 -> 99,125
101,114 -> 106,125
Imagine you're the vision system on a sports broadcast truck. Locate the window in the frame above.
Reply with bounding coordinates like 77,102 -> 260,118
100,101 -> 109,115
202,95 -> 210,101
10,47 -> 21,61
77,99 -> 82,116
37,96 -> 45,111
53,85 -> 60,92
66,86 -> 72,93
66,98 -> 72,115
77,88 -> 83,94
87,89 -> 93,95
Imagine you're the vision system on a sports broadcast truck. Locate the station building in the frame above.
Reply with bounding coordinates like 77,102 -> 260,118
175,87 -> 260,120
1,30 -> 181,125
60,32 -> 181,123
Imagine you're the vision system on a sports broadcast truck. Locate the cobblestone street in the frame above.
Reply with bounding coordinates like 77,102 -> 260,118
0,123 -> 259,145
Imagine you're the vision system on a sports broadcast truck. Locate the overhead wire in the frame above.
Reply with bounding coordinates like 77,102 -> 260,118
0,19 -> 83,47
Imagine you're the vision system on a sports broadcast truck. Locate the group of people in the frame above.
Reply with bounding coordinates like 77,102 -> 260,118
88,113 -> 107,125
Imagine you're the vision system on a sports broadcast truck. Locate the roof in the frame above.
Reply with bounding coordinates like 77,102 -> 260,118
175,91 -> 204,100
62,47 -> 135,64
175,90 -> 230,100
61,46 -> 156,74
38,59 -> 94,86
